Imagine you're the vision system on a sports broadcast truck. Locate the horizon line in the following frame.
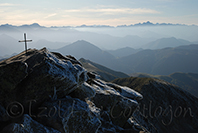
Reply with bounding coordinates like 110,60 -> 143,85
1,21 -> 197,28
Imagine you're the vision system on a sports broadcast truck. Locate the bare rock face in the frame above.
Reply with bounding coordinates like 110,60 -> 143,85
0,61 -> 28,102
91,79 -> 140,128
0,48 -> 144,132
2,114 -> 61,133
37,96 -> 101,133
0,48 -> 87,107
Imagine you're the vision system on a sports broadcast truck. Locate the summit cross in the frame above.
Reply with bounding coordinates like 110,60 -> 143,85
19,33 -> 32,55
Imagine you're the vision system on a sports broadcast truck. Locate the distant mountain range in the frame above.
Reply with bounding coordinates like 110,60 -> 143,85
55,40 -> 198,75
106,47 -> 143,58
1,21 -> 194,28
117,21 -> 190,27
106,37 -> 193,57
0,23 -> 156,52
0,22 -> 198,75
1,38 -> 198,76
143,37 -> 191,49
116,44 -> 198,75
0,23 -> 44,29
53,40 -> 198,75
1,22 -> 198,56
106,35 -> 151,50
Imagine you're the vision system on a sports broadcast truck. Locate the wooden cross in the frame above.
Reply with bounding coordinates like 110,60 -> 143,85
19,33 -> 32,55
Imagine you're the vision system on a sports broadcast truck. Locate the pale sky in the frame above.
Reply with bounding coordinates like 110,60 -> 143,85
0,0 -> 198,26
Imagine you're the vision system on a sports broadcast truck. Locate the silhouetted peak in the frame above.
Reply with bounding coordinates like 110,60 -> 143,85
30,23 -> 41,27
143,21 -> 153,25
71,40 -> 99,48
0,24 -> 13,27
75,40 -> 90,44
20,23 -> 43,28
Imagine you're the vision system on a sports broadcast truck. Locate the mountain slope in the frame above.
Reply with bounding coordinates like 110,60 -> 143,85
133,72 -> 198,98
176,44 -> 198,50
112,77 -> 198,132
0,34 -> 23,56
144,37 -> 191,49
106,47 -> 143,58
79,58 -> 129,81
56,42 -> 198,76
118,45 -> 198,75
55,40 -> 116,67
113,35 -> 153,49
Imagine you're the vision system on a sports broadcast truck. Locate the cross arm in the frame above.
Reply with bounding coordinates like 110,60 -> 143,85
19,40 -> 32,42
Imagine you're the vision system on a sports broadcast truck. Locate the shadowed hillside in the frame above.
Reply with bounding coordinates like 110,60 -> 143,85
133,72 -> 198,98
112,77 -> 198,132
118,45 -> 198,75
106,47 -> 143,58
143,37 -> 191,49
55,40 -> 116,67
79,58 -> 129,81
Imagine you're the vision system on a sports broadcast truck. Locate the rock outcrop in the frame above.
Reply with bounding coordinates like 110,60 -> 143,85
0,48 -> 144,132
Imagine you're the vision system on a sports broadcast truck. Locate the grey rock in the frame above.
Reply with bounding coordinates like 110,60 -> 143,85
2,114 -> 60,133
69,82 -> 96,100
106,82 -> 143,100
0,48 -> 87,108
0,61 -> 28,102
0,105 -> 10,122
90,79 -> 140,128
37,96 -> 101,133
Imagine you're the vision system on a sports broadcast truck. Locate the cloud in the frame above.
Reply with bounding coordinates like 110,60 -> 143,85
0,3 -> 20,6
44,13 -> 57,19
64,8 -> 160,15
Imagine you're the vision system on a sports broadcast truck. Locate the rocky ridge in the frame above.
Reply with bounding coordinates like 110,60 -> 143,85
0,48 -> 145,132
113,77 -> 198,133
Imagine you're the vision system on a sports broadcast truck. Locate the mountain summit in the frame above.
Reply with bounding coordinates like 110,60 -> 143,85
55,40 -> 115,67
0,48 -> 144,132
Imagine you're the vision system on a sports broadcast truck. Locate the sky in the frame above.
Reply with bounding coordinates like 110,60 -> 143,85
0,0 -> 198,26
